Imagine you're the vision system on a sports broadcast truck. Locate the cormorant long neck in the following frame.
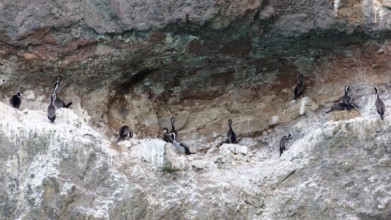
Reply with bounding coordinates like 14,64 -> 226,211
375,88 -> 379,99
228,120 -> 232,130
50,93 -> 55,104
54,77 -> 60,91
171,118 -> 176,130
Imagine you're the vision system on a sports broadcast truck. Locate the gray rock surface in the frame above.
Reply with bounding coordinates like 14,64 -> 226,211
1,0 -> 391,43
0,88 -> 391,219
1,0 -> 391,219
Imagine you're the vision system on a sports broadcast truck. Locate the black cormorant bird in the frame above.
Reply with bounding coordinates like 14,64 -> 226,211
117,125 -> 133,142
53,77 -> 72,108
280,134 -> 292,157
10,91 -> 21,109
47,92 -> 56,123
293,74 -> 304,100
226,119 -> 237,144
375,87 -> 385,120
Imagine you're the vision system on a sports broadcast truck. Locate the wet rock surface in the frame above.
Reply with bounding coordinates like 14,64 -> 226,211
1,0 -> 391,219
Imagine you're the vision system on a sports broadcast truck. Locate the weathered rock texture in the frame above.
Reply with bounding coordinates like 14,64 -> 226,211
1,87 -> 391,219
1,0 -> 391,219
0,0 -> 391,138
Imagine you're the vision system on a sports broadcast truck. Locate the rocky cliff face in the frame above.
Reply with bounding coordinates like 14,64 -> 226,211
1,0 -> 391,219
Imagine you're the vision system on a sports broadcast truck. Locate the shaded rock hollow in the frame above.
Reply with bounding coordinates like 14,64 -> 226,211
1,0 -> 391,219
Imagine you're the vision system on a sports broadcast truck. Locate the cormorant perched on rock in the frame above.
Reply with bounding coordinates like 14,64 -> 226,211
326,103 -> 354,114
47,92 -> 56,123
171,133 -> 195,155
170,117 -> 177,136
280,133 -> 292,157
117,125 -> 133,142
226,119 -> 237,143
293,74 -> 304,100
53,77 -> 72,109
341,85 -> 352,105
162,127 -> 173,143
374,87 -> 385,120
10,91 -> 21,109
